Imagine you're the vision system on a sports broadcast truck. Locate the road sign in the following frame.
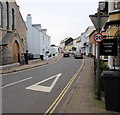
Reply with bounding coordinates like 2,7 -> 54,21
89,15 -> 109,30
94,33 -> 104,43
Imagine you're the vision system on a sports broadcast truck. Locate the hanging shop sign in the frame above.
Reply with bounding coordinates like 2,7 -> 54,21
100,39 -> 118,56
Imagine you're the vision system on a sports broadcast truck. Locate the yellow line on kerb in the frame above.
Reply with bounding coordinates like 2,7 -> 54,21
44,59 -> 85,115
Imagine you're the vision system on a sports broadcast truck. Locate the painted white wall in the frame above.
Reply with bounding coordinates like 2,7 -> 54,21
92,44 -> 96,56
50,46 -> 59,56
86,26 -> 95,55
59,40 -> 65,51
108,56 -> 114,69
73,40 -> 81,52
80,33 -> 86,54
26,14 -> 51,59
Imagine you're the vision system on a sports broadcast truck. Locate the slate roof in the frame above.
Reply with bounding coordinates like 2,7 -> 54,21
2,31 -> 13,44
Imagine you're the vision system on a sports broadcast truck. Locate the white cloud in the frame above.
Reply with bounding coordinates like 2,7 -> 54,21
16,0 -> 100,45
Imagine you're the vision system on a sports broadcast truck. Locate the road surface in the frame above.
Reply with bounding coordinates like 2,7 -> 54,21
2,55 -> 84,113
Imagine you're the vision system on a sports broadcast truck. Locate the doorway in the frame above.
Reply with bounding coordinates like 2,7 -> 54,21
12,40 -> 20,63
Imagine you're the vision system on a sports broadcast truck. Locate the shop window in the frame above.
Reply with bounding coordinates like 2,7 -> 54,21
0,2 -> 2,27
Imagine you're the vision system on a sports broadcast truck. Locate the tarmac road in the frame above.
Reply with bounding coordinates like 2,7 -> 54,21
2,55 -> 84,113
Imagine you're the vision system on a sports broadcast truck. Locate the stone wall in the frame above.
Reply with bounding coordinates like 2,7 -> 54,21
1,1 -> 27,65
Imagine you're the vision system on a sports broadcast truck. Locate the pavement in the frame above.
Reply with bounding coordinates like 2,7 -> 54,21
0,54 -> 62,74
60,57 -> 119,114
0,54 -> 120,114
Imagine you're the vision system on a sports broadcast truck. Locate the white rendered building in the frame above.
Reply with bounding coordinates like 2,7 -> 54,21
50,45 -> 59,56
85,26 -> 95,56
26,14 -> 51,60
73,36 -> 81,52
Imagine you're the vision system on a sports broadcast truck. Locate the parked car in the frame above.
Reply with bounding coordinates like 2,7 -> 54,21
74,52 -> 83,59
68,50 -> 73,54
29,53 -> 34,60
63,52 -> 70,57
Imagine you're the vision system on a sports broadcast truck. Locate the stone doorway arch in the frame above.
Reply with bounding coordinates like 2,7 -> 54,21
12,40 -> 20,63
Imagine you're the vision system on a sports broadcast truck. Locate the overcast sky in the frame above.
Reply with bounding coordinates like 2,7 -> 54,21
16,0 -> 100,45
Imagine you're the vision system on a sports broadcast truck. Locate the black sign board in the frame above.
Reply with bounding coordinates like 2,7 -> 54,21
100,39 -> 117,56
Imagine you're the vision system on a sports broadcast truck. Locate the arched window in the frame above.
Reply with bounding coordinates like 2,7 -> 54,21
6,2 -> 9,29
0,2 -> 2,27
12,8 -> 15,30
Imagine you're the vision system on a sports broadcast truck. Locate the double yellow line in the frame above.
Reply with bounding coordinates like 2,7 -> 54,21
44,59 -> 85,115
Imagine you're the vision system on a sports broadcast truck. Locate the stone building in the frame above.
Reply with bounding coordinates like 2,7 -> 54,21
0,0 -> 27,65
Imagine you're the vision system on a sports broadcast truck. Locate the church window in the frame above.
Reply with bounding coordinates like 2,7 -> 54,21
6,2 -> 9,29
12,8 -> 15,30
0,2 -> 2,27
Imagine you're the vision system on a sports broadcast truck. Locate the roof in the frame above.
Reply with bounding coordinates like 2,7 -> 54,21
109,10 -> 120,15
104,20 -> 120,28
2,31 -> 13,44
32,24 -> 41,27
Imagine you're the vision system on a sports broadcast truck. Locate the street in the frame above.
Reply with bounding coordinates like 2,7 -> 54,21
2,55 -> 84,113
1,1 -> 120,114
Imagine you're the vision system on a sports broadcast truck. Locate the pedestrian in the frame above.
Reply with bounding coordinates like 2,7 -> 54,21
24,50 -> 29,64
18,53 -> 21,64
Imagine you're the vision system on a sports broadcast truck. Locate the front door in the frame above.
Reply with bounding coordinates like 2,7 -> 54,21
12,41 -> 20,63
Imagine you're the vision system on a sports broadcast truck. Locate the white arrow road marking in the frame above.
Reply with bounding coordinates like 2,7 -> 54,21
1,77 -> 33,89
25,73 -> 62,93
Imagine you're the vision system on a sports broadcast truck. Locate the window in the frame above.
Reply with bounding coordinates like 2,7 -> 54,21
0,2 -> 2,27
12,8 -> 15,30
6,2 -> 9,29
43,36 -> 44,44
104,56 -> 108,59
114,0 -> 120,10
43,49 -> 45,54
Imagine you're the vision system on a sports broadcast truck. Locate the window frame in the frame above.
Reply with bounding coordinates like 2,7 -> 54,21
6,2 -> 9,29
12,8 -> 15,30
0,2 -> 3,27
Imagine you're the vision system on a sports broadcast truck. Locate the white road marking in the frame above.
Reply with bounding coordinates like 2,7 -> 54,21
25,73 -> 62,93
1,77 -> 32,89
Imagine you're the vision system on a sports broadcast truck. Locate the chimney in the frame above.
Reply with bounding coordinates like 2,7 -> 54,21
26,14 -> 32,25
